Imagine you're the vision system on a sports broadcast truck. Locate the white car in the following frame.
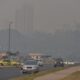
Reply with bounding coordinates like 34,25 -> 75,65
21,60 -> 39,73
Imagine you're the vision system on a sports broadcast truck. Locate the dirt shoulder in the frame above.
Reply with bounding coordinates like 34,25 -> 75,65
61,71 -> 80,80
34,66 -> 80,80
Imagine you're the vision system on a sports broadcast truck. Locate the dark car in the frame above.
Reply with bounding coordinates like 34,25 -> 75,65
54,58 -> 64,67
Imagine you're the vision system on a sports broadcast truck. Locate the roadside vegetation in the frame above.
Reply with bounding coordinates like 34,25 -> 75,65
61,71 -> 80,80
11,67 -> 65,80
11,65 -> 78,80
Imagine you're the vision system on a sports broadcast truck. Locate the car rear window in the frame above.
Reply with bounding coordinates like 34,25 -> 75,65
24,60 -> 37,65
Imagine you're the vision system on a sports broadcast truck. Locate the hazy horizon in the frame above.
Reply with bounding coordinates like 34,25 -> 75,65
0,0 -> 80,34
0,0 -> 80,60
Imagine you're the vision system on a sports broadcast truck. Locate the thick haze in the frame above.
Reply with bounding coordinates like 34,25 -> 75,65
34,0 -> 80,33
0,0 -> 80,33
0,0 -> 33,33
0,0 -> 80,60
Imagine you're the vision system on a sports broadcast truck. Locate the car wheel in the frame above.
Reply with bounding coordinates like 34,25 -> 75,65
34,69 -> 39,73
22,71 -> 25,74
54,65 -> 57,67
22,70 -> 27,74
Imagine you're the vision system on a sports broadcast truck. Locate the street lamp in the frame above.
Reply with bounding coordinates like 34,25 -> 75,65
8,21 -> 13,52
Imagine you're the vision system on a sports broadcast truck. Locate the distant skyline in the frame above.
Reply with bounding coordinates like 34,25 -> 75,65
34,0 -> 80,33
0,0 -> 80,34
15,1 -> 34,33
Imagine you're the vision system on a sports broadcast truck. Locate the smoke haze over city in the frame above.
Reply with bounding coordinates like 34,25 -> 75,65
0,0 -> 80,60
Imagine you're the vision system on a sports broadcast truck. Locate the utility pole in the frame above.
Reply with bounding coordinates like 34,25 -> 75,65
24,0 -> 26,32
8,22 -> 12,53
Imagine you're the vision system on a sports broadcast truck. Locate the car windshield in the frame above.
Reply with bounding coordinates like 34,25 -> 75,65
24,60 -> 37,65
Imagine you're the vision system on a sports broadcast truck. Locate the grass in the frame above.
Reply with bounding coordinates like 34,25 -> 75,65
61,71 -> 80,80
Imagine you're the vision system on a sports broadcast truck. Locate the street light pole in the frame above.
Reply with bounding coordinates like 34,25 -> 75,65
8,22 -> 12,52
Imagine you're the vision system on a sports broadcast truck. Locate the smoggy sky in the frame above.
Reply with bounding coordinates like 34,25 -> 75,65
0,0 -> 80,33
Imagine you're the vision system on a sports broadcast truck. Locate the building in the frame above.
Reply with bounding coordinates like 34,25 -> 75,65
15,1 -> 34,33
0,51 -> 19,60
64,61 -> 75,65
0,52 -> 8,59
28,53 -> 51,60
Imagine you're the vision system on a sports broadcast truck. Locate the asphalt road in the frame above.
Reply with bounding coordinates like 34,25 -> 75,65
0,67 -> 22,80
0,64 -> 53,80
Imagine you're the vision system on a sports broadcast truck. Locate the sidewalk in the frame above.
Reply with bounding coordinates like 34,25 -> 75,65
34,66 -> 80,80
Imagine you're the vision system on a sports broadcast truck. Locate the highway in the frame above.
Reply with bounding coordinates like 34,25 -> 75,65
0,64 -> 53,80
0,67 -> 22,80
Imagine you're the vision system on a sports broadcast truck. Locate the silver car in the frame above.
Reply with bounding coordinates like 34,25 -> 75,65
21,60 -> 39,73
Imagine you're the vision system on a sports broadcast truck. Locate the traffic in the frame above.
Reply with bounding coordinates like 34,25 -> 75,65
0,62 -> 53,80
0,52 -> 77,80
